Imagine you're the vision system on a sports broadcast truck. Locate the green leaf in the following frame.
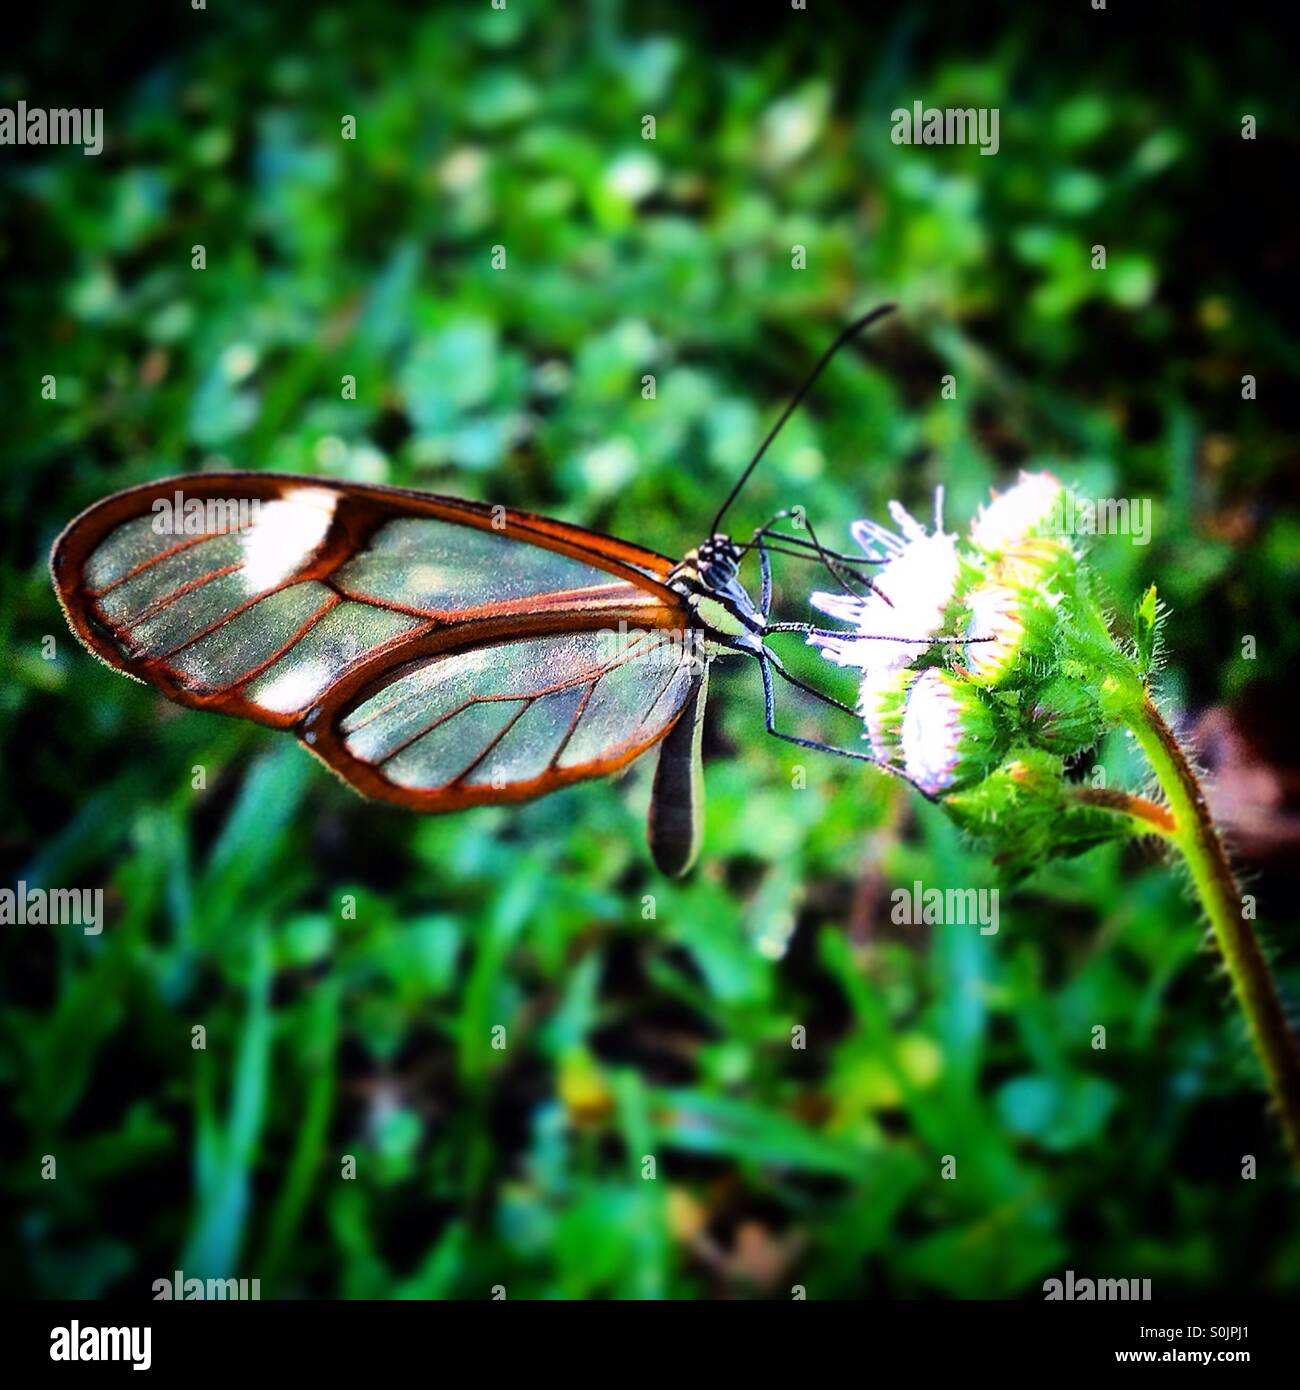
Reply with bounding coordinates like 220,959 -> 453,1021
1134,583 -> 1159,676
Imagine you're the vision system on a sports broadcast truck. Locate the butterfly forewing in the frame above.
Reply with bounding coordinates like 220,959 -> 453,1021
52,472 -> 698,809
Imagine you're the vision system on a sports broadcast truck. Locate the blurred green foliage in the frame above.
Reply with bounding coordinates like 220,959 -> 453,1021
2,2 -> 1298,1298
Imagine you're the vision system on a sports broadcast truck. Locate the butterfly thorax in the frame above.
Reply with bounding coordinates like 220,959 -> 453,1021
669,534 -> 762,642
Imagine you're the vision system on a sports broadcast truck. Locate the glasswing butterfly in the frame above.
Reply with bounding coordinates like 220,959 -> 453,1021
51,305 -> 915,877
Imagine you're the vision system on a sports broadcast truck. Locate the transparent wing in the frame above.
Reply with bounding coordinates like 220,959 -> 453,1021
51,473 -> 682,733
303,627 -> 700,809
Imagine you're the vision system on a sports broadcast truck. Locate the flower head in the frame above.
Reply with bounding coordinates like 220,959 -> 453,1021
858,665 -> 919,765
900,668 -> 1007,794
803,471 -> 1107,799
807,490 -> 959,674
969,470 -> 1066,554
963,580 -> 1060,688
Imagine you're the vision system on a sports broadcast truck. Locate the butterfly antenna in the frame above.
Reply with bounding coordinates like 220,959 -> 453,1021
708,302 -> 897,536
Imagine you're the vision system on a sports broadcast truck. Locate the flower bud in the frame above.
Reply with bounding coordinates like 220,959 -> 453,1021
969,470 -> 1067,555
858,666 -> 919,765
941,747 -> 1065,877
1026,674 -> 1107,757
900,668 -> 1008,794
992,534 -> 1077,592
962,581 -> 1060,689
943,746 -> 1135,881
943,745 -> 1064,823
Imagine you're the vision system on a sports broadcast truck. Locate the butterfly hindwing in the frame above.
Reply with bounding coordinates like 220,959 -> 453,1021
303,626 -> 700,810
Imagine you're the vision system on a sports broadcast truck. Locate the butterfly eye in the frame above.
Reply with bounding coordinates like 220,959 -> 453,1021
705,540 -> 740,580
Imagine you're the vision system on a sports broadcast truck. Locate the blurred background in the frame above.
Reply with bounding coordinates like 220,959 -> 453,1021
2,0 -> 1298,1298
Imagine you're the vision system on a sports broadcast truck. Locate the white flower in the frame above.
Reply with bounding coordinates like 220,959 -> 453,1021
807,490 -> 959,673
900,668 -> 1005,795
964,580 -> 1061,687
901,669 -> 963,793
964,584 -> 1021,684
969,470 -> 1065,553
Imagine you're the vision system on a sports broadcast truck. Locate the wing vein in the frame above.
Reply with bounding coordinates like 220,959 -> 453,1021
89,528 -> 253,598
193,594 -> 344,694
138,576 -> 325,663
548,682 -> 597,771
125,562 -> 245,625
451,699 -> 534,788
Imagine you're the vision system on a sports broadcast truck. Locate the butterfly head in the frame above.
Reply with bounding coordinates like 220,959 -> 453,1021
695,533 -> 743,589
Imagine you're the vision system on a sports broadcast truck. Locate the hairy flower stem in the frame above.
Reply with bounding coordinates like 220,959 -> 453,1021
1129,695 -> 1300,1166
1070,786 -> 1176,839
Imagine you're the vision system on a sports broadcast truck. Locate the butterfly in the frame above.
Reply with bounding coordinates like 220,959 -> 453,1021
50,306 -> 906,877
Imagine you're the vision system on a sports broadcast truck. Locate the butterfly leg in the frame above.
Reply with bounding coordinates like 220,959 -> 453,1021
757,538 -> 773,619
762,623 -> 986,656
751,642 -> 937,799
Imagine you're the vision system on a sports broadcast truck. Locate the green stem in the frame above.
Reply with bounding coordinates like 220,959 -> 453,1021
1129,695 -> 1300,1166
1070,785 -> 1177,840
